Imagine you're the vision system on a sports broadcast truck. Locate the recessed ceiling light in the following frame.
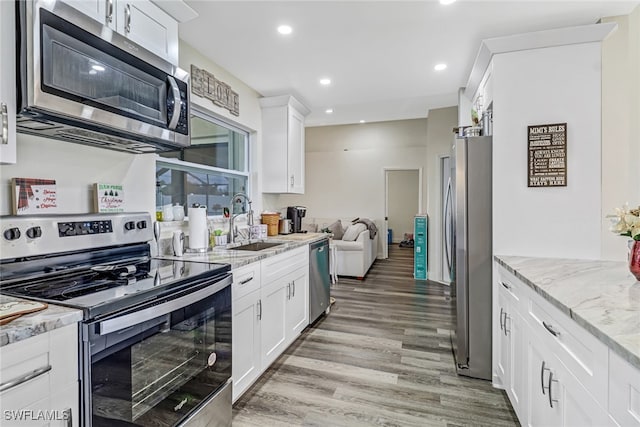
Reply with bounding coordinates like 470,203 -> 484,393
319,78 -> 331,86
434,63 -> 447,71
92,64 -> 105,72
359,120 -> 366,124
439,0 -> 456,5
277,25 -> 292,35
325,108 -> 334,114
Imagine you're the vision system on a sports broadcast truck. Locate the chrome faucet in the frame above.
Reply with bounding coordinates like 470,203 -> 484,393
228,192 -> 253,244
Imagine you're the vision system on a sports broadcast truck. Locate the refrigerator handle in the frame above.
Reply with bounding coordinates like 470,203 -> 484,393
444,177 -> 452,274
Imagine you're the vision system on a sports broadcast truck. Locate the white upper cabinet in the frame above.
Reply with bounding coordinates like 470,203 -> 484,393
59,0 -> 192,65
0,0 -> 17,164
115,0 -> 179,64
260,95 -> 310,194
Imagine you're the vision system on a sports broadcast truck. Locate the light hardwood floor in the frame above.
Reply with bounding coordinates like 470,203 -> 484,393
232,245 -> 519,427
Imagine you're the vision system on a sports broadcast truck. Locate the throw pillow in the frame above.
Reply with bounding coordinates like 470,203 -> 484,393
342,223 -> 366,241
326,220 -> 344,240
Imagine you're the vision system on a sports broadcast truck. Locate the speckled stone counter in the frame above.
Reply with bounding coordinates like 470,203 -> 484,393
161,233 -> 327,269
0,295 -> 82,347
160,233 -> 329,269
495,256 -> 640,370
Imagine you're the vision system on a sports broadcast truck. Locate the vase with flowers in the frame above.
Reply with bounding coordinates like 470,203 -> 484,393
607,204 -> 640,281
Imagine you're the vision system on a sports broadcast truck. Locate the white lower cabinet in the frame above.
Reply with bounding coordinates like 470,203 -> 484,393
260,277 -> 288,368
231,288 -> 262,403
0,323 -> 79,427
232,247 -> 310,402
496,263 -> 616,427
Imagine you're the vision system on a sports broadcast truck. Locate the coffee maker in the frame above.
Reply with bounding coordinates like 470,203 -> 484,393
286,206 -> 307,233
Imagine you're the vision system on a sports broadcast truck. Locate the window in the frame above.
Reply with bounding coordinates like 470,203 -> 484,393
156,105 -> 249,216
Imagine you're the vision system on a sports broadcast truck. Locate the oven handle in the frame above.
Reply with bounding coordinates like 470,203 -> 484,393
97,274 -> 232,335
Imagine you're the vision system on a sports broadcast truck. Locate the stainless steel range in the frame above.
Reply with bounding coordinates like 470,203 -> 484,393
0,213 -> 232,427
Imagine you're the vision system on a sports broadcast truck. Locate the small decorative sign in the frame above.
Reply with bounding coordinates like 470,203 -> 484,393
94,183 -> 124,213
527,123 -> 567,187
191,64 -> 239,116
11,177 -> 58,215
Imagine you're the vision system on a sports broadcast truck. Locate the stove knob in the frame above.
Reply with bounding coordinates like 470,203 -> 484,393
124,221 -> 136,231
3,227 -> 21,241
136,220 -> 147,230
26,226 -> 42,239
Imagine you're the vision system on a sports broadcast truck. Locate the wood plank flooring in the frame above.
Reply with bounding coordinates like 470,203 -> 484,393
232,245 -> 519,426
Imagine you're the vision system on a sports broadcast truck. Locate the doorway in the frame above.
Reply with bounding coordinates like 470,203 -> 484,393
383,168 -> 422,259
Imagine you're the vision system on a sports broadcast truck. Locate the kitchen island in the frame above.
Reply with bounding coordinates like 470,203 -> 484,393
495,255 -> 639,369
495,255 -> 640,427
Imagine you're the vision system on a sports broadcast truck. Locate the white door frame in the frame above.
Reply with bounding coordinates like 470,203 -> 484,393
382,167 -> 423,259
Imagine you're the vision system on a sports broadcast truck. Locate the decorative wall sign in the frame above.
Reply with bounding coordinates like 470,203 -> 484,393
11,177 -> 58,215
94,183 -> 124,213
191,64 -> 239,116
527,123 -> 567,187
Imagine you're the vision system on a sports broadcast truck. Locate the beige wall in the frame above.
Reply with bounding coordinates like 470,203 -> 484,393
601,6 -> 640,260
425,106 -> 458,282
263,119 -> 429,254
387,170 -> 420,243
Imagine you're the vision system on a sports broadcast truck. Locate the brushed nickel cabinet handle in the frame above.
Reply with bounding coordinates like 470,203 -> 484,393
503,313 -> 510,336
125,4 -> 131,33
548,371 -> 559,408
500,281 -> 511,290
292,281 -> 295,297
106,0 -> 113,23
1,103 -> 8,145
542,321 -> 560,337
499,307 -> 504,331
287,282 -> 291,300
540,361 -> 549,395
239,276 -> 253,285
290,175 -> 294,187
0,365 -> 52,393
257,299 -> 262,320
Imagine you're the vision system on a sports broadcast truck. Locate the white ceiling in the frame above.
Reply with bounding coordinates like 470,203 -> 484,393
179,1 -> 639,127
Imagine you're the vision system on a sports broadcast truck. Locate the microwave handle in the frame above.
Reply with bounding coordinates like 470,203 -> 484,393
167,76 -> 182,131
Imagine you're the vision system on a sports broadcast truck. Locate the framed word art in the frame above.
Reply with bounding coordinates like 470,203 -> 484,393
527,123 -> 567,187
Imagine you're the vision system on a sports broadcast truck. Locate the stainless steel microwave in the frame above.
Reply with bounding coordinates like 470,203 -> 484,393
16,0 -> 190,153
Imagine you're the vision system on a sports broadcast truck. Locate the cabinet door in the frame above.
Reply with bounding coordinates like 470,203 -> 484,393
507,308 -> 526,422
0,0 -> 16,164
232,289 -> 262,402
558,363 -> 611,427
287,107 -> 305,194
116,0 -> 179,64
527,327 -> 561,427
285,267 -> 309,342
496,290 -> 509,385
59,0 -> 110,27
50,383 -> 78,427
260,279 -> 288,367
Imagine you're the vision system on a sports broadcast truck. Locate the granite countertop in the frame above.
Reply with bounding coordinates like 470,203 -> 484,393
0,295 -> 82,348
495,255 -> 640,370
160,233 -> 329,269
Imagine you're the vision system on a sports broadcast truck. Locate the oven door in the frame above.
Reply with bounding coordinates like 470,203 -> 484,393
81,273 -> 232,427
19,1 -> 189,146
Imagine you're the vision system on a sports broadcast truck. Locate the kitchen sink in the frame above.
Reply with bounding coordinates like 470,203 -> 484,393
227,241 -> 284,251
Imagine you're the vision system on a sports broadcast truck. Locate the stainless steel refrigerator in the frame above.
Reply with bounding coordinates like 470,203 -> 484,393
449,135 -> 492,380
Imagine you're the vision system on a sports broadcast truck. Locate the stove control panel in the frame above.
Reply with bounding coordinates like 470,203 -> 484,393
58,220 -> 113,237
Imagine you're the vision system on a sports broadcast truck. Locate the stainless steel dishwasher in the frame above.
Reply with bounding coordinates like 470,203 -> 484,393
309,238 -> 331,323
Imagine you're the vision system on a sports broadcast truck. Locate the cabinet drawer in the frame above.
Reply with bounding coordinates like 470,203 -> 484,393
261,246 -> 308,284
609,350 -> 640,426
496,265 -> 524,308
1,333 -> 51,410
528,295 -> 608,407
232,262 -> 261,300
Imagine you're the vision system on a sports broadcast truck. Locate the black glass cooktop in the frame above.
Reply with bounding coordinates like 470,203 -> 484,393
0,245 -> 230,319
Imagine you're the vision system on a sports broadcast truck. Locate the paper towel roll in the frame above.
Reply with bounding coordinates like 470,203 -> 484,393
188,206 -> 208,250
